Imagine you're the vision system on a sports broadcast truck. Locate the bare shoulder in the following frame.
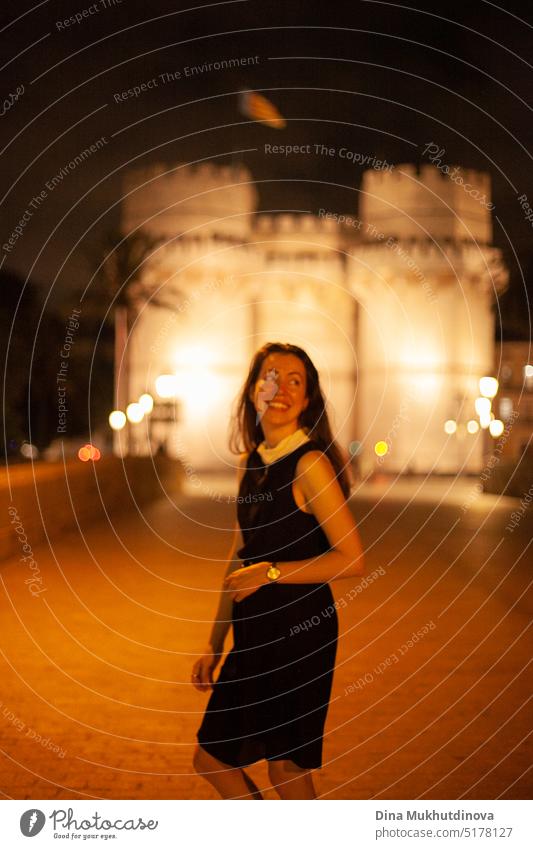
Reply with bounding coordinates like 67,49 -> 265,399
296,450 -> 337,491
297,449 -> 334,475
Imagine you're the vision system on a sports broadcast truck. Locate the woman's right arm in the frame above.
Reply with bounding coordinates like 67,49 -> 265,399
192,453 -> 248,692
203,521 -> 243,656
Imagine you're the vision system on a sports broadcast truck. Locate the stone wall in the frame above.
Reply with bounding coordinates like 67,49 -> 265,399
0,457 -> 183,562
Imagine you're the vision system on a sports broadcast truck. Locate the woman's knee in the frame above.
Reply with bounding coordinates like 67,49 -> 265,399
193,744 -> 240,777
193,744 -> 219,774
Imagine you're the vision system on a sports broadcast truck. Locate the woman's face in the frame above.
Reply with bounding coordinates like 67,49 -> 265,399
251,352 -> 309,426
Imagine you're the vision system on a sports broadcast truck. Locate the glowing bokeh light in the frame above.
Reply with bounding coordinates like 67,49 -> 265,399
109,410 -> 127,431
126,402 -> 144,423
444,420 -> 457,434
374,440 -> 388,456
139,393 -> 154,414
78,444 -> 101,461
20,442 -> 38,459
479,376 -> 498,398
155,374 -> 178,399
474,397 -> 491,417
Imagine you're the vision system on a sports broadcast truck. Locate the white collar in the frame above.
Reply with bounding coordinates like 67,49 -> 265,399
256,428 -> 310,465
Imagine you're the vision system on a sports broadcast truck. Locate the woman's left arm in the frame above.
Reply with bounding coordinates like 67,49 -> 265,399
225,451 -> 365,600
275,450 -> 365,583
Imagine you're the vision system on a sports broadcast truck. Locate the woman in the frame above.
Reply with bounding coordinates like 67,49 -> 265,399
192,342 -> 365,799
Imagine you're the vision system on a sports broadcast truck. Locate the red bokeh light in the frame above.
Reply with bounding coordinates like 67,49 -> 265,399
78,444 -> 101,462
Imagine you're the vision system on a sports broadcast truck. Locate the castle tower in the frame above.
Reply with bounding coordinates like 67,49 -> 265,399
118,163 -> 260,466
351,164 -> 507,474
118,166 -> 358,470
122,161 -> 257,240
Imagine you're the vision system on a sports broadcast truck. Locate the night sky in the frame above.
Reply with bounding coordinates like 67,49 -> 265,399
1,0 -> 533,321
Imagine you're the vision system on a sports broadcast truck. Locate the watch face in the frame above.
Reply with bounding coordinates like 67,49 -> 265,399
267,566 -> 281,581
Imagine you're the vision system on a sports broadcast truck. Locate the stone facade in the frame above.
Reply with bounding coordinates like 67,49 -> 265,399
118,161 -> 508,475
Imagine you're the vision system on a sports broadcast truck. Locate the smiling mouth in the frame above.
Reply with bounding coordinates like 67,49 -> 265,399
267,401 -> 290,410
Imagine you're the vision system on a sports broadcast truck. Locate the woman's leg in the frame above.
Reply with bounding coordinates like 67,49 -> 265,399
193,745 -> 263,799
267,759 -> 316,799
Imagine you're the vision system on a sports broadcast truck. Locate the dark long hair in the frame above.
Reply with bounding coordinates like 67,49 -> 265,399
229,342 -> 352,500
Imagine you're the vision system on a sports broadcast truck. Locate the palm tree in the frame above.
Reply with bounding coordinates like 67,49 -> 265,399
97,229 -> 179,413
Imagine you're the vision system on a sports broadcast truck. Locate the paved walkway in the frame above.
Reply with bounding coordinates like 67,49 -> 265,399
0,476 -> 531,799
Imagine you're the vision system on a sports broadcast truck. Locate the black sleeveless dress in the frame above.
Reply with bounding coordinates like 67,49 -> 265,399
196,441 -> 338,770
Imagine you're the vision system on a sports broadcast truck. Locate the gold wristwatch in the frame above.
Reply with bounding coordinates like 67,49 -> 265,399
266,562 -> 281,582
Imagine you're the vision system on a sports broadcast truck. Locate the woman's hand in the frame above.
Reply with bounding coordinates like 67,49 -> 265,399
191,645 -> 222,692
223,562 -> 270,603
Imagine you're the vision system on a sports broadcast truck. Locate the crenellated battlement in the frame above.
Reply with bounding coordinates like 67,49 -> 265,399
254,213 -> 338,234
360,163 -> 493,244
364,163 -> 491,193
122,161 -> 257,240
123,161 -> 254,196
251,212 -> 346,253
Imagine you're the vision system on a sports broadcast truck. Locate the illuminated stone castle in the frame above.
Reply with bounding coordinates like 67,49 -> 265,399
117,161 -> 507,476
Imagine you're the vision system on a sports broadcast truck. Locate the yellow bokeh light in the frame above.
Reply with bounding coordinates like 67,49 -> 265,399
374,440 -> 388,457
467,419 -> 479,434
444,419 -> 457,434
